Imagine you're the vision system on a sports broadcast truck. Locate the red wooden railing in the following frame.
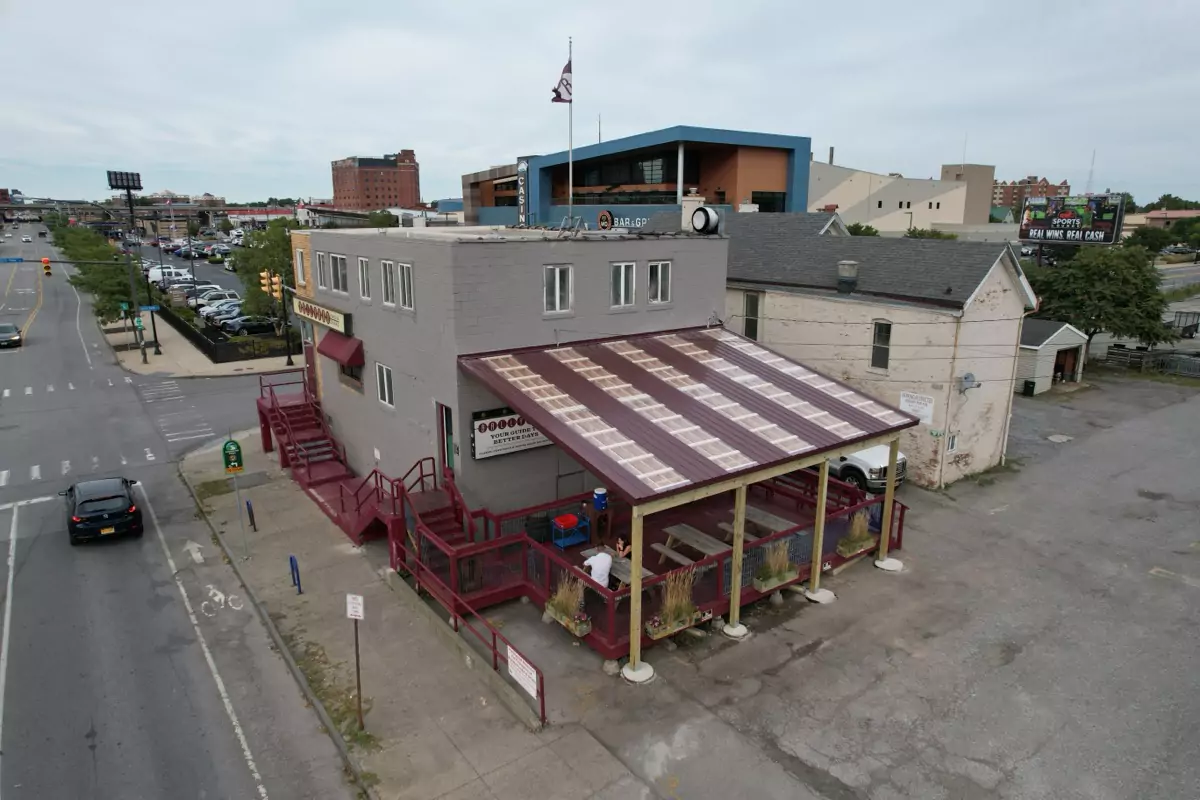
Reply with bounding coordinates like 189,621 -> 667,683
441,468 -> 477,542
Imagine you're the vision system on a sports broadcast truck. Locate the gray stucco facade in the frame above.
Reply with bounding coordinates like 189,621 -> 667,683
300,227 -> 729,513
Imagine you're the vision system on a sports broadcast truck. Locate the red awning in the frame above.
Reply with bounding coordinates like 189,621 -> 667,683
316,330 -> 364,367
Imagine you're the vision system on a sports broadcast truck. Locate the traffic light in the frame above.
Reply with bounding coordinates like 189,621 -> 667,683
41,258 -> 50,266
270,274 -> 283,301
259,270 -> 271,295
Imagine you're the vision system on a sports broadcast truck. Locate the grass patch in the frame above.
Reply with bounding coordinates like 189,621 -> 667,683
282,632 -> 380,753
195,478 -> 235,505
1163,283 -> 1200,302
1088,364 -> 1200,388
1159,253 -> 1197,265
964,458 -> 1024,487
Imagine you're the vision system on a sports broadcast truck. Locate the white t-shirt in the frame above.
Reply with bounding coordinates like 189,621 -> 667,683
583,552 -> 613,586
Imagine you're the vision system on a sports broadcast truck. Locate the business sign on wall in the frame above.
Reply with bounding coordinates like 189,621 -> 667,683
471,407 -> 551,460
596,209 -> 649,230
292,297 -> 349,335
1019,193 -> 1125,244
899,392 -> 934,425
516,160 -> 529,226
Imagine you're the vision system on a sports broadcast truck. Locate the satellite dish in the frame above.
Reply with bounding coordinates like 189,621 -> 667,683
691,206 -> 720,234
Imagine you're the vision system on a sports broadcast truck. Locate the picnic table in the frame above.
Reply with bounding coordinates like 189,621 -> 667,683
660,524 -> 729,565
581,545 -> 653,588
743,504 -> 796,534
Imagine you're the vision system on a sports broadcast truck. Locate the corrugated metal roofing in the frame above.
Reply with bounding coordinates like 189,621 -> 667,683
460,327 -> 917,504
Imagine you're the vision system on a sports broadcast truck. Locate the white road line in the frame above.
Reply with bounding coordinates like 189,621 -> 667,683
29,465 -> 39,481
0,471 -> 7,488
0,497 -> 51,512
61,461 -> 70,476
166,433 -> 216,443
144,449 -> 156,462
119,454 -> 128,466
67,383 -> 75,391
70,280 -> 93,368
91,456 -> 99,471
107,379 -> 113,387
46,385 -> 54,393
124,377 -> 133,384
136,487 -> 269,798
22,388 -> 30,396
0,505 -> 20,793
1,390 -> 7,399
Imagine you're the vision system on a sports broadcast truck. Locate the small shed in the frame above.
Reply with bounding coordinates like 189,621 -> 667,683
1016,319 -> 1088,395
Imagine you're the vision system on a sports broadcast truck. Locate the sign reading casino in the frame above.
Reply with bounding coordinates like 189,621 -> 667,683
292,297 -> 349,335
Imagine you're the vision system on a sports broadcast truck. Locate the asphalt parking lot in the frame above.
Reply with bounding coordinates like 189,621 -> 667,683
135,240 -> 244,292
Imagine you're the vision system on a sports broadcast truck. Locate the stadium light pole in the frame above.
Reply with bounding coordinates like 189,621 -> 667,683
108,170 -> 149,364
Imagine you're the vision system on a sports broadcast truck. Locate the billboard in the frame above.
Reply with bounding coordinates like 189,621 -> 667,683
1019,193 -> 1125,244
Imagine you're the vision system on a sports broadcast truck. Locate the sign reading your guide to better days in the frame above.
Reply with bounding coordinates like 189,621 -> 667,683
471,407 -> 551,459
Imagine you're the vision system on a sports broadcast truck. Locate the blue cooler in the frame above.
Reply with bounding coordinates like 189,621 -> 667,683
593,487 -> 608,512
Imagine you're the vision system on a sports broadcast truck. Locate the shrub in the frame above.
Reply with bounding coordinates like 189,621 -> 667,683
661,568 -> 696,626
548,575 -> 584,618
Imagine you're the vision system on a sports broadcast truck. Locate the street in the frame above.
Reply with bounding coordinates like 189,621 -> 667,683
1159,260 -> 1200,290
0,226 -> 350,798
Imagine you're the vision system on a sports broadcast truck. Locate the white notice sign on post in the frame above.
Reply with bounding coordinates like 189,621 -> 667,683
346,593 -> 364,620
507,644 -> 539,699
899,392 -> 935,425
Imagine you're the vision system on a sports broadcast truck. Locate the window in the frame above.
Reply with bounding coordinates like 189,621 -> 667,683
871,321 -> 892,370
544,265 -> 572,313
330,255 -> 348,293
898,201 -> 904,209
296,249 -> 306,285
928,202 -> 933,210
648,261 -> 672,304
743,292 -> 762,341
340,363 -> 363,384
381,260 -> 396,305
376,362 -> 394,407
316,252 -> 328,289
936,202 -> 941,210
750,191 -> 787,213
358,257 -> 371,299
610,262 -> 635,308
877,200 -> 883,209
906,201 -> 911,209
714,190 -> 726,205
398,262 -> 414,309
946,433 -> 958,453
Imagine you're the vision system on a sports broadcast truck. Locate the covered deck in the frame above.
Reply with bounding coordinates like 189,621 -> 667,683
452,326 -> 917,682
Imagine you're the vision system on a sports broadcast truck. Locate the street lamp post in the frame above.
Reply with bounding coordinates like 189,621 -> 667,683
108,171 -> 149,365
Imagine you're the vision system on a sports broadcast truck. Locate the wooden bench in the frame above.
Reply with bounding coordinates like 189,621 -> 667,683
650,542 -> 695,567
743,504 -> 796,534
717,521 -> 759,542
660,524 -> 729,565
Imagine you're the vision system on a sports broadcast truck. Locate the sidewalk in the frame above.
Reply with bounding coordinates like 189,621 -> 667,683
108,311 -> 302,377
181,433 -> 651,800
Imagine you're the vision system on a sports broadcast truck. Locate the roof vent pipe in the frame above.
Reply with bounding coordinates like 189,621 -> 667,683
836,260 -> 859,294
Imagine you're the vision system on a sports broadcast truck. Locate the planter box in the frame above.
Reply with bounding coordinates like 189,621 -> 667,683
546,605 -> 592,638
753,567 -> 799,594
836,533 -> 879,559
645,614 -> 694,641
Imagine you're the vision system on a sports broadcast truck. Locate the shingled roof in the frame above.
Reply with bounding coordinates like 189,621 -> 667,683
723,215 -> 1030,309
640,209 -> 844,237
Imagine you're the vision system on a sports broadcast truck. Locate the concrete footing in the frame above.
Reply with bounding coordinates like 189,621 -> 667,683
874,557 -> 904,572
722,622 -> 750,640
768,591 -> 784,607
602,659 -> 621,676
621,660 -> 656,684
804,588 -> 836,604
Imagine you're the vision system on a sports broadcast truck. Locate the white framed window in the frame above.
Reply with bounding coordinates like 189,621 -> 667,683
946,433 -> 958,453
610,262 -> 635,308
295,249 -> 306,285
543,264 -> 572,313
648,261 -> 672,304
381,260 -> 396,306
358,257 -> 371,299
398,262 -> 414,310
330,255 -> 348,293
871,320 -> 892,370
316,252 -> 327,289
376,362 -> 394,407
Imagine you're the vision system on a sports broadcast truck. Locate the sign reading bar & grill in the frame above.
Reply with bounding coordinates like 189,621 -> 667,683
292,297 -> 348,334
471,407 -> 551,460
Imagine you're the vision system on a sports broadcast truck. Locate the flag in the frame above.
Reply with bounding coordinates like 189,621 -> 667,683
551,59 -> 572,103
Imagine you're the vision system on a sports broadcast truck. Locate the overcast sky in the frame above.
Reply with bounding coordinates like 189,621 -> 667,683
1,0 -> 1195,206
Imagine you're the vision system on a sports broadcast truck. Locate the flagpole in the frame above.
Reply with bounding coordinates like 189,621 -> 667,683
568,36 -> 574,223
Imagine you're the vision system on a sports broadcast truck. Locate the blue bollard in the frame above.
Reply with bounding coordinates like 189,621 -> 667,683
289,554 -> 302,594
246,499 -> 257,532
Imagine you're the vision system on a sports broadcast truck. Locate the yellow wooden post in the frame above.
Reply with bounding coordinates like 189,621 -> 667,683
622,505 -> 655,682
722,484 -> 750,638
875,438 -> 903,571
808,460 -> 830,593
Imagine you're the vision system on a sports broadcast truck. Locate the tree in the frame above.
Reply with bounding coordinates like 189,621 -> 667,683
218,218 -> 234,234
234,218 -> 300,324
904,227 -> 957,240
1028,245 -> 1176,348
1120,193 -> 1136,214
1141,194 -> 1200,212
58,225 -> 139,323
846,222 -> 879,236
1123,226 -> 1172,253
186,220 -> 200,237
366,210 -> 399,228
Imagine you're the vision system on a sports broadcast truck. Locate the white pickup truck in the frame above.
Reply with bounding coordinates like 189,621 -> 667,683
821,445 -> 908,493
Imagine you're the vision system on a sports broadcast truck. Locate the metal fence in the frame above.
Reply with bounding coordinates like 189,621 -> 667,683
157,305 -> 299,364
1105,346 -> 1200,377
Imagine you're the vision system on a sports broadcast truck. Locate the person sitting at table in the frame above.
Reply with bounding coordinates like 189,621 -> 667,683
583,549 -> 615,591
613,538 -> 631,559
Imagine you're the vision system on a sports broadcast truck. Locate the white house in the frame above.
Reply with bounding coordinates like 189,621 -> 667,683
717,214 -> 1037,488
1016,319 -> 1087,395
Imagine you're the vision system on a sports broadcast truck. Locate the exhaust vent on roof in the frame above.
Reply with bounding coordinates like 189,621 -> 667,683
836,260 -> 859,294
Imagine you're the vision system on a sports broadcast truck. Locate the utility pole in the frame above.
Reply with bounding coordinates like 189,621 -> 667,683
108,171 -> 148,365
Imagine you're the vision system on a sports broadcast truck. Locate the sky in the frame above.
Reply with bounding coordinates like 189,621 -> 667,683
1,0 -> 1196,206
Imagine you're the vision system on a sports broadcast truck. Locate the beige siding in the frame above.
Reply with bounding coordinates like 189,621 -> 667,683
808,162 -> 967,232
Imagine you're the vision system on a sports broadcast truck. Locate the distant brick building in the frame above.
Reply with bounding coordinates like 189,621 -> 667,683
331,150 -> 420,211
992,176 -> 1071,210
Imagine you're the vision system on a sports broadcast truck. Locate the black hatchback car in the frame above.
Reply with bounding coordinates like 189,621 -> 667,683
60,478 -> 143,545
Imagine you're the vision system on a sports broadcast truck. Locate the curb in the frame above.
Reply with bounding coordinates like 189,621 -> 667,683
176,462 -> 381,800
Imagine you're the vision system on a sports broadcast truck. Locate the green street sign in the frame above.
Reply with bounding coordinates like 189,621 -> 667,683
223,440 -> 244,474
119,301 -> 130,311
133,317 -> 144,330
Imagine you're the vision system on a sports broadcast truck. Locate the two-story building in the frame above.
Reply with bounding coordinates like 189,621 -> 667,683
716,214 -> 1036,487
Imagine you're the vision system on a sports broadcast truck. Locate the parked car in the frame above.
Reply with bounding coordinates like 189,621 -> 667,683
61,478 -> 143,545
222,257 -> 238,272
193,289 -> 239,308
207,305 -> 245,328
200,299 -> 242,321
221,315 -> 275,335
810,445 -> 908,493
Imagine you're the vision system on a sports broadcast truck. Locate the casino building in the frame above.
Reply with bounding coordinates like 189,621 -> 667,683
461,125 -> 812,230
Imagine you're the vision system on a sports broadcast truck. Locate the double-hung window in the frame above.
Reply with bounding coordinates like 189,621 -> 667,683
871,321 -> 892,370
610,262 -> 635,308
358,257 -> 371,300
316,252 -> 328,289
295,250 -> 306,285
648,261 -> 672,304
381,260 -> 396,306
330,255 -> 348,293
398,263 -> 414,310
376,363 -> 394,407
544,265 -> 572,313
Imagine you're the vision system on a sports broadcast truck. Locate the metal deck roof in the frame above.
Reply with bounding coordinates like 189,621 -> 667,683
459,327 -> 918,504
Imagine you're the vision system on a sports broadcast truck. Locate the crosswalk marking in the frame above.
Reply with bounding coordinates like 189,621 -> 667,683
144,449 -> 156,461
68,383 -> 75,391
23,387 -> 31,395
30,465 -> 40,481
61,460 -> 70,475
47,385 -> 54,393
124,377 -> 133,384
91,456 -> 99,471
107,379 -> 113,387
0,471 -> 7,487
1,389 -> 7,399
1,451 -> 162,484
